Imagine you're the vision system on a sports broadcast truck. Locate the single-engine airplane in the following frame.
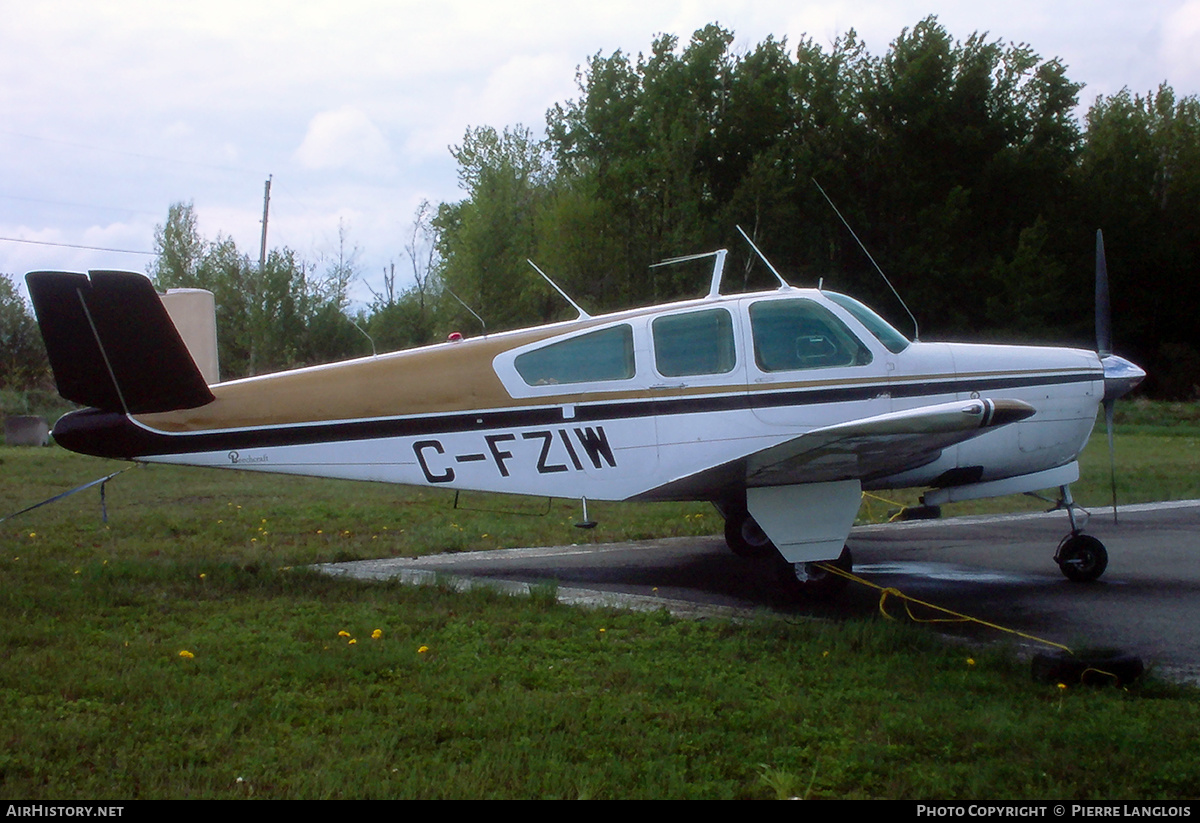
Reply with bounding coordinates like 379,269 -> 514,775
25,232 -> 1144,595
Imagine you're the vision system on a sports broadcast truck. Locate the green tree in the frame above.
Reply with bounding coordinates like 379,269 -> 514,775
850,18 -> 1083,337
547,26 -> 741,303
149,203 -> 370,379
0,274 -> 47,390
148,200 -> 205,288
435,125 -> 561,332
1078,85 -> 1200,396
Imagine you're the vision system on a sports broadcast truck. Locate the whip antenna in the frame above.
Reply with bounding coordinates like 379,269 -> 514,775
445,289 -> 487,337
813,178 -> 919,341
527,260 -> 591,319
736,225 -> 792,289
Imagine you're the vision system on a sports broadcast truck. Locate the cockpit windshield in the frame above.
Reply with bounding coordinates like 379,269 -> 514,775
825,293 -> 911,354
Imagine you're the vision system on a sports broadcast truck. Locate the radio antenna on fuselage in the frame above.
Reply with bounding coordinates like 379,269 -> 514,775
651,249 -> 729,298
445,288 -> 487,338
736,225 -> 793,290
349,318 -> 377,357
812,178 -> 920,342
526,260 -> 591,319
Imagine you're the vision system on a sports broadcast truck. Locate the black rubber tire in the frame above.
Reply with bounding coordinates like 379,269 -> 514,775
896,504 -> 942,521
1031,649 -> 1144,687
1056,534 -> 1109,582
775,545 -> 853,600
724,510 -> 776,558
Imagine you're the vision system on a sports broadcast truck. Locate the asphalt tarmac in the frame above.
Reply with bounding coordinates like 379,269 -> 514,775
321,499 -> 1200,684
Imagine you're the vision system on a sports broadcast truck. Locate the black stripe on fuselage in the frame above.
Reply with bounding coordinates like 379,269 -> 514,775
53,370 -> 1099,460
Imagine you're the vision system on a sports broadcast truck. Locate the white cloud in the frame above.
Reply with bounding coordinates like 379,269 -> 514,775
1163,0 -> 1200,92
293,107 -> 396,175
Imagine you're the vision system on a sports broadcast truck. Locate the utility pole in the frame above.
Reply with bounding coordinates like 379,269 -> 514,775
259,175 -> 272,271
251,174 -> 272,377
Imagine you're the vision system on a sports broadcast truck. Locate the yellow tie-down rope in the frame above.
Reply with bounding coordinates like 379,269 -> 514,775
812,560 -> 1075,656
859,491 -> 916,523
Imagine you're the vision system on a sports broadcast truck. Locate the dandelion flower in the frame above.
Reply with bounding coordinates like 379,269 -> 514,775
338,630 -> 351,638
417,645 -> 429,654
371,629 -> 382,640
179,650 -> 195,659
348,638 -> 357,645
967,658 -> 976,666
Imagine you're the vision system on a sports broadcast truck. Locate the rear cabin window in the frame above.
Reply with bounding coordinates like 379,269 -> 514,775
514,324 -> 635,386
652,309 -> 736,377
750,299 -> 872,372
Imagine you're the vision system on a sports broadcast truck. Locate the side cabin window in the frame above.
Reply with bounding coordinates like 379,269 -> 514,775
652,308 -> 736,377
750,299 -> 872,372
514,324 -> 635,386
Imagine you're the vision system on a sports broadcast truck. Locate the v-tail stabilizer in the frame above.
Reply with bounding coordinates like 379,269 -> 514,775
26,270 -> 214,415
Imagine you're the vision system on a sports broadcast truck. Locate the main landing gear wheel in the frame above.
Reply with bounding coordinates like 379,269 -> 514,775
776,545 -> 853,600
1055,533 -> 1108,583
724,510 -> 776,559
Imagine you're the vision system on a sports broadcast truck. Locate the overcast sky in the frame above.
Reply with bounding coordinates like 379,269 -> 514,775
3,1 -> 1197,305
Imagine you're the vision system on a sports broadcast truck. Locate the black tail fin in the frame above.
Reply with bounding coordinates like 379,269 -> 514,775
25,270 -> 215,414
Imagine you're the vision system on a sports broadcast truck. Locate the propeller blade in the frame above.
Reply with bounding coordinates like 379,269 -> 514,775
1096,229 -> 1112,359
1093,230 -> 1143,526
1104,398 -> 1118,524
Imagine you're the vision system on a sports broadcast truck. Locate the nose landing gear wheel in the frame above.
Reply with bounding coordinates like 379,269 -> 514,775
1055,534 -> 1108,582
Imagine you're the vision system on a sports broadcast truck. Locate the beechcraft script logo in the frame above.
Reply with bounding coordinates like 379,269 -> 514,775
228,451 -> 269,465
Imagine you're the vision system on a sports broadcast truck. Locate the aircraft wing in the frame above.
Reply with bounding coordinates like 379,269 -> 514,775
638,398 -> 1035,499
